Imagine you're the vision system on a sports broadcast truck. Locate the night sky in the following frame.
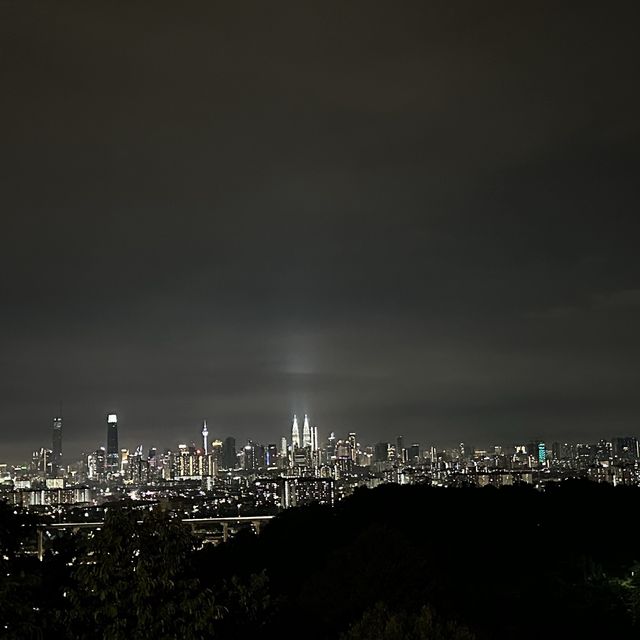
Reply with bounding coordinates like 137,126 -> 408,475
1,1 -> 639,462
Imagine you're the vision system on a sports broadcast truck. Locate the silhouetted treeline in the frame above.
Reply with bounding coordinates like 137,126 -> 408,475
2,480 -> 640,639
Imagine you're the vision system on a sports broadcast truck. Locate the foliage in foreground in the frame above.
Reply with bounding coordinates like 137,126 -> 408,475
60,510 -> 221,639
2,481 -> 640,639
341,603 -> 475,640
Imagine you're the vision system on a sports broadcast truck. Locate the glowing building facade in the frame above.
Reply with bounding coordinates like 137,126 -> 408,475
291,415 -> 300,449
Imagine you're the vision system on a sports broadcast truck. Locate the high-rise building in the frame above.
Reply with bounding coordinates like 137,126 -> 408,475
311,425 -> 319,452
374,442 -> 391,463
120,448 -> 130,475
32,447 -> 50,476
88,447 -> 106,481
222,436 -> 237,469
147,447 -> 158,481
303,414 -> 312,448
291,415 -> 300,449
243,441 -> 265,471
408,443 -> 421,463
527,440 -> 547,466
128,447 -> 150,484
51,416 -> 63,476
537,441 -> 547,465
327,432 -> 337,460
106,414 -> 119,475
266,444 -> 278,467
161,450 -> 174,480
595,439 -> 612,462
211,439 -> 223,467
335,440 -> 350,459
174,443 -> 216,480
348,433 -> 357,462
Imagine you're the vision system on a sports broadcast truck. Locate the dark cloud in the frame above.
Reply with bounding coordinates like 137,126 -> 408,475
1,0 -> 639,461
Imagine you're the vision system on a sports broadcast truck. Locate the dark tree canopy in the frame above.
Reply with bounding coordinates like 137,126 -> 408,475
2,482 -> 640,639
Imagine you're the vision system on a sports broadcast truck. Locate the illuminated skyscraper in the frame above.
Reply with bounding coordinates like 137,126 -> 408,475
51,416 -> 63,476
106,413 -> 119,474
211,439 -> 223,467
32,447 -> 50,476
527,440 -> 547,466
202,420 -> 209,452
266,443 -> 278,467
280,436 -> 290,468
303,414 -> 312,448
120,448 -> 130,475
88,447 -> 106,481
537,441 -> 546,465
291,415 -> 300,449
243,441 -> 265,471
348,432 -> 357,462
311,425 -> 319,452
327,432 -> 337,460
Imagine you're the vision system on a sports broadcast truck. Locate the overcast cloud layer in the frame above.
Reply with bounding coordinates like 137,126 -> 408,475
1,0 -> 639,461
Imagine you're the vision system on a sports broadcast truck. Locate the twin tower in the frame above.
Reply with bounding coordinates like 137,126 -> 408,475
291,414 -> 319,451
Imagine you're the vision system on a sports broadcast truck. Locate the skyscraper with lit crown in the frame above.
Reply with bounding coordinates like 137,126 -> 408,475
291,415 -> 300,449
303,414 -> 312,448
106,413 -> 119,475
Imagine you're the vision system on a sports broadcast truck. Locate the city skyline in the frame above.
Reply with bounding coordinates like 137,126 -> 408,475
8,408 -> 640,514
6,408 -> 640,468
